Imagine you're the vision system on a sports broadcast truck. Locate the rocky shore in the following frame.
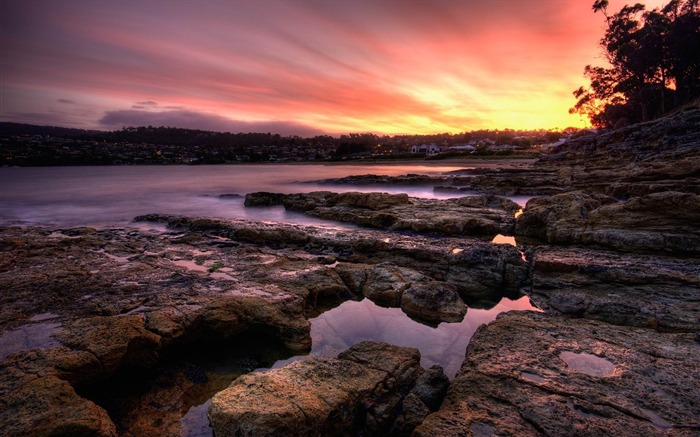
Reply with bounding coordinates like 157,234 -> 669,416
1,107 -> 699,435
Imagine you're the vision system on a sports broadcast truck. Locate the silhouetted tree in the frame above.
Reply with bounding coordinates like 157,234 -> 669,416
571,0 -> 700,128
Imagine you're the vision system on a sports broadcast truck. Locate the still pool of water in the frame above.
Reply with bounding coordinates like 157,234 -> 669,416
171,295 -> 540,436
278,295 -> 540,379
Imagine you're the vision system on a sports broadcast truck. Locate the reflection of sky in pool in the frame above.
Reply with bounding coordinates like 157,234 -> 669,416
274,295 -> 540,379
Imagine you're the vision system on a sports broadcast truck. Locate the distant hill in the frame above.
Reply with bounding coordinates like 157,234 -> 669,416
0,122 -> 102,138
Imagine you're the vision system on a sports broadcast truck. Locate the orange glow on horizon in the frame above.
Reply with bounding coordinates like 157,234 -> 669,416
0,0 -> 668,135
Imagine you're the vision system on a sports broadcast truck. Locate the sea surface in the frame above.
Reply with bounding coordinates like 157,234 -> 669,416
0,163 -> 530,228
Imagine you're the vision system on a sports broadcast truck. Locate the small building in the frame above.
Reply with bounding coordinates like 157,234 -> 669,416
410,143 -> 441,154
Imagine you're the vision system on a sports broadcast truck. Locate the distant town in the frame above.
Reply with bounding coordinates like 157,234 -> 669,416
0,122 -> 585,166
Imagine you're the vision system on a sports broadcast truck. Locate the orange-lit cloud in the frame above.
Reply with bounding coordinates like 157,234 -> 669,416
0,0 -> 670,135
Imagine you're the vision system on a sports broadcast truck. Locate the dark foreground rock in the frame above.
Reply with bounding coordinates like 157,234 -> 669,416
0,219 -> 526,435
209,341 -> 447,437
245,191 -> 521,237
415,311 -> 700,436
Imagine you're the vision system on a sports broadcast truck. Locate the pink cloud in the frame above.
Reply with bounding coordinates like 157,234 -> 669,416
98,109 -> 324,137
2,0 -> 663,133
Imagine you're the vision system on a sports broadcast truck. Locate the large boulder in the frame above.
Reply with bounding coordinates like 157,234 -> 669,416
209,342 -> 426,436
400,282 -> 467,325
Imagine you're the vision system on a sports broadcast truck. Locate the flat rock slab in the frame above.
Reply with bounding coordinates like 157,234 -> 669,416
530,246 -> 700,331
244,191 -> 520,237
415,311 -> 700,436
515,191 -> 700,254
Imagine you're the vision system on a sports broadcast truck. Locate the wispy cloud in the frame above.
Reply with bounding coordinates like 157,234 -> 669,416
0,0 -> 670,133
98,109 -> 324,136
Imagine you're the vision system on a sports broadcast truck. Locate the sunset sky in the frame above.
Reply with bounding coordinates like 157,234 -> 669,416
0,0 -> 668,136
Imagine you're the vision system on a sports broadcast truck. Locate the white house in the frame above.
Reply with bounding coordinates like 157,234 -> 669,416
410,143 -> 441,154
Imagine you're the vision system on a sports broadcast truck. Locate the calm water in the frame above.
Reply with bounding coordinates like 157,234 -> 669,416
0,164 -> 458,227
0,164 -> 530,228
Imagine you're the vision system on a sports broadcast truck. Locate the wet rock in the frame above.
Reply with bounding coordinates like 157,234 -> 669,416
0,371 -> 117,437
515,191 -> 700,254
401,282 -> 467,325
412,365 -> 450,411
311,173 -> 448,186
415,311 -> 700,436
209,341 -> 424,437
334,263 -> 467,324
1,221 -> 526,434
244,191 -> 519,237
529,246 -> 700,332
243,191 -> 288,206
134,215 -> 528,296
54,315 -> 162,375
335,262 -> 422,307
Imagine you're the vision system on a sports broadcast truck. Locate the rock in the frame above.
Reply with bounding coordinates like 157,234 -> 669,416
334,262 -> 423,307
134,215 -> 528,297
536,107 -> 700,197
325,191 -> 411,210
514,191 -> 615,242
0,220 -> 526,434
54,315 -> 162,375
411,365 -> 449,411
515,191 -> 700,254
529,246 -> 700,331
310,173 -> 449,186
400,282 -> 467,325
456,167 -> 564,196
195,295 -> 311,352
209,341 -> 423,437
415,311 -> 700,436
0,372 -> 117,437
243,191 -> 287,206
244,191 -> 519,237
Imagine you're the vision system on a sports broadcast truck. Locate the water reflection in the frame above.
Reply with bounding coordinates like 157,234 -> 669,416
275,295 -> 539,379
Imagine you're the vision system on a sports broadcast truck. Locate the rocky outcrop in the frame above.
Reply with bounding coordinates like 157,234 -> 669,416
415,311 -> 700,436
0,218 -> 526,434
528,246 -> 700,332
536,107 -> 700,197
310,173 -> 449,186
135,215 -> 528,299
245,191 -> 520,237
515,191 -> 700,254
209,341 -> 447,437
